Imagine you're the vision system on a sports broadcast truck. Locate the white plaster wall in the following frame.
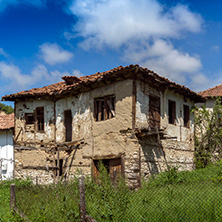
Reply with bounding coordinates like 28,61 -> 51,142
55,79 -> 133,158
196,98 -> 214,110
0,130 -> 14,180
16,99 -> 55,142
136,81 -> 195,142
56,92 -> 91,142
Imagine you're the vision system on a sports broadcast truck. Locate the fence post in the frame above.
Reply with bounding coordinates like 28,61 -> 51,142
79,175 -> 86,222
10,184 -> 16,211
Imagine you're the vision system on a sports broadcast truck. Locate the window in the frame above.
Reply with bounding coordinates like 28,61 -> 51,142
183,105 -> 190,128
149,96 -> 160,129
25,113 -> 34,131
64,110 -> 72,142
168,100 -> 176,124
25,113 -> 34,125
94,95 -> 115,121
36,107 -> 44,132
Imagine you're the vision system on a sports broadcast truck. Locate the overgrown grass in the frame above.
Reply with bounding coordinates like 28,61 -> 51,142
0,179 -> 31,222
4,162 -> 222,221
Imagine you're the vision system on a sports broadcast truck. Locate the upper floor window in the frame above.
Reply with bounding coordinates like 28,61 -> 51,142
168,100 -> 176,124
25,113 -> 34,125
94,95 -> 115,121
36,107 -> 44,132
183,105 -> 190,128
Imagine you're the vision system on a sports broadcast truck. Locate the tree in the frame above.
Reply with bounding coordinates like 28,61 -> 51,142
0,102 -> 14,114
194,97 -> 222,168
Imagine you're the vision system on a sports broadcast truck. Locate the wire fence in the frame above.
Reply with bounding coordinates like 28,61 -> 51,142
10,166 -> 222,222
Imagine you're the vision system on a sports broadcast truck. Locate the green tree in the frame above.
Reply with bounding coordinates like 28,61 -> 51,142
194,97 -> 222,168
0,102 -> 14,114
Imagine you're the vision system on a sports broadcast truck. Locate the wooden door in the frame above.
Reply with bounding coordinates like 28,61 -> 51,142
109,158 -> 122,183
64,110 -> 72,142
149,96 -> 160,129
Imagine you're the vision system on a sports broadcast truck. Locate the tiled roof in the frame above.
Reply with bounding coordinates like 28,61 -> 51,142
2,64 -> 205,103
199,84 -> 222,98
0,113 -> 14,130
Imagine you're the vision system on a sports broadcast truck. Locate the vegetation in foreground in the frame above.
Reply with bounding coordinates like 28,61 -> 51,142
2,162 -> 222,221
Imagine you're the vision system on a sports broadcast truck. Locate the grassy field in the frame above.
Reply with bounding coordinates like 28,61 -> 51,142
2,162 -> 222,221
0,180 -> 24,222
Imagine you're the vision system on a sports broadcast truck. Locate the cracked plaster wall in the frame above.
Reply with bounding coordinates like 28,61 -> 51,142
14,79 -> 196,187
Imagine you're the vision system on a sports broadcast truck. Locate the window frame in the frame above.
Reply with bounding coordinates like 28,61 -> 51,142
183,105 -> 190,128
168,100 -> 176,125
94,95 -> 115,122
25,113 -> 34,125
36,107 -> 44,132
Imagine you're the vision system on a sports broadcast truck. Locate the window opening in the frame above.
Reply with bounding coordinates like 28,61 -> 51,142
168,100 -> 176,124
64,110 -> 72,142
94,95 -> 115,121
25,113 -> 34,125
183,105 -> 190,128
36,107 -> 44,132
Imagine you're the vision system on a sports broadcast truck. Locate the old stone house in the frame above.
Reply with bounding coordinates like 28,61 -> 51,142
2,64 -> 204,187
0,113 -> 14,180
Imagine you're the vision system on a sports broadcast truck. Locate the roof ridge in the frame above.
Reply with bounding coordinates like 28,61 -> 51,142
2,64 -> 204,102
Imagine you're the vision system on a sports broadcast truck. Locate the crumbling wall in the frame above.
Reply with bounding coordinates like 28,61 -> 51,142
14,79 -> 140,186
15,99 -> 55,144
14,78 -> 196,187
136,80 -> 196,178
14,147 -> 91,184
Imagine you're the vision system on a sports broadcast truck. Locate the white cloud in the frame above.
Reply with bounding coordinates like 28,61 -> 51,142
189,72 -> 222,92
72,69 -> 83,77
68,0 -> 203,50
0,48 -> 8,57
66,0 -> 207,90
39,43 -> 73,65
0,62 -> 72,92
0,0 -> 46,12
39,43 -> 74,65
123,39 -> 202,84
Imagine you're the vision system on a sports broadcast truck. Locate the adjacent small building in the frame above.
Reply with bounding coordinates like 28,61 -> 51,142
2,64 -> 204,187
198,84 -> 222,108
0,113 -> 14,180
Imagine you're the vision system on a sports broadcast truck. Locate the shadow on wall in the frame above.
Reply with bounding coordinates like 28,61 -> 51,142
139,136 -> 168,177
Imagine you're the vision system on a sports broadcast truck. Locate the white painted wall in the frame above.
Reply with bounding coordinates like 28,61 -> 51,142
136,80 -> 195,142
0,130 -> 14,180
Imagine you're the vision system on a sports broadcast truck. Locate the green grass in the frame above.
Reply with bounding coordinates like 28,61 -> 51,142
3,162 -> 222,221
0,179 -> 27,222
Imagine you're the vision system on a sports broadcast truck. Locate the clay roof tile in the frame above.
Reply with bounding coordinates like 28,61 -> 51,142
199,84 -> 222,97
2,64 -> 204,103
0,113 -> 14,130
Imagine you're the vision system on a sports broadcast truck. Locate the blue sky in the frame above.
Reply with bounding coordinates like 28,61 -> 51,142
1,0 -> 222,105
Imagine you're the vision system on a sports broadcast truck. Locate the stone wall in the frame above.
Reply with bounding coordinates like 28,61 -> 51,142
13,78 -> 196,187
